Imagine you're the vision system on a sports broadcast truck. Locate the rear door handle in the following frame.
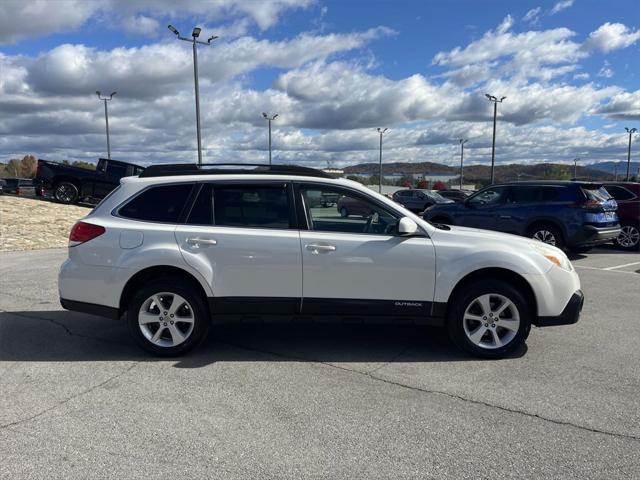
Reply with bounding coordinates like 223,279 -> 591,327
186,237 -> 217,247
305,243 -> 337,254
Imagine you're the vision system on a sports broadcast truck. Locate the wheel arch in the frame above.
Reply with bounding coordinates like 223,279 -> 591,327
52,175 -> 82,189
443,267 -> 538,319
119,265 -> 210,317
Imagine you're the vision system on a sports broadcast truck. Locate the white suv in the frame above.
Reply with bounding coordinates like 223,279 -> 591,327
59,164 -> 583,359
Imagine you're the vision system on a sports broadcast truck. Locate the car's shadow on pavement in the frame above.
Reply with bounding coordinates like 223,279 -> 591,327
0,310 -> 527,366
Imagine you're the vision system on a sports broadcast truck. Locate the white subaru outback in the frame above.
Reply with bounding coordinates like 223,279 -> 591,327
59,164 -> 583,359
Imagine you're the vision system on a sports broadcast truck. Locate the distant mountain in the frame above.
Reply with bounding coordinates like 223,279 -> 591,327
589,161 -> 640,176
342,161 -> 614,183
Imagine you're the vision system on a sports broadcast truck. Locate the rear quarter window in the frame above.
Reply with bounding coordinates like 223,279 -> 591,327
118,183 -> 193,223
581,186 -> 611,202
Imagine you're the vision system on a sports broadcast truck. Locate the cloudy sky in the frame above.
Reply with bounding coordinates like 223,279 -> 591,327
0,0 -> 639,168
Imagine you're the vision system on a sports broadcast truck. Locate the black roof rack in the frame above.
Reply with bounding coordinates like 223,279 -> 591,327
139,163 -> 334,179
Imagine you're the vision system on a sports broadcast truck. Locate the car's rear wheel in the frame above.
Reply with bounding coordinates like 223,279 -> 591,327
54,182 -> 79,204
127,278 -> 209,356
340,207 -> 349,217
447,280 -> 531,359
528,224 -> 564,250
614,222 -> 640,251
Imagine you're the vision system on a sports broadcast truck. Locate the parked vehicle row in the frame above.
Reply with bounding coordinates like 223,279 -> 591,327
0,178 -> 36,197
423,181 -> 624,252
60,164 -> 583,360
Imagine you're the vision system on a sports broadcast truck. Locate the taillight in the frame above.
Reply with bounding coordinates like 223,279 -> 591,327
69,221 -> 105,245
570,199 -> 603,210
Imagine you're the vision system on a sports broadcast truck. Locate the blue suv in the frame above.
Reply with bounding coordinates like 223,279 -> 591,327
423,181 -> 621,252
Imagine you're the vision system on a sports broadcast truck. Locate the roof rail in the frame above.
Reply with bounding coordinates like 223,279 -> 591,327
138,163 -> 334,179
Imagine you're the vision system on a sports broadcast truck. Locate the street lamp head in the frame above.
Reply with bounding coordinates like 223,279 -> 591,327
192,27 -> 201,38
485,93 -> 493,100
111,91 -> 117,97
207,35 -> 218,44
273,113 -> 278,119
626,127 -> 637,134
460,138 -> 468,145
500,96 -> 507,102
262,112 -> 268,118
96,91 -> 101,97
167,25 -> 179,36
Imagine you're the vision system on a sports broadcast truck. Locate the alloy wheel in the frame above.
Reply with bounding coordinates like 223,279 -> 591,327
138,292 -> 195,348
55,184 -> 76,203
462,293 -> 520,349
618,225 -> 640,248
532,229 -> 556,246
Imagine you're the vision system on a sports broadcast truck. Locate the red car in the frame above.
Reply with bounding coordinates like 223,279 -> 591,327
603,182 -> 640,251
337,195 -> 374,217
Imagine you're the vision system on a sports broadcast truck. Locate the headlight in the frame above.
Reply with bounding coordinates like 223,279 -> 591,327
529,241 -> 573,271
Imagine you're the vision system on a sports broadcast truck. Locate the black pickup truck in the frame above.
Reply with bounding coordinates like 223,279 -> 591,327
36,158 -> 145,204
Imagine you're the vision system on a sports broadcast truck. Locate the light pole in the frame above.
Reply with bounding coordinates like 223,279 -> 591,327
573,157 -> 580,180
614,164 -> 618,181
96,91 -> 116,159
625,127 -> 637,181
262,113 -> 278,165
459,139 -> 468,189
168,25 -> 218,166
377,127 -> 388,193
485,94 -> 506,184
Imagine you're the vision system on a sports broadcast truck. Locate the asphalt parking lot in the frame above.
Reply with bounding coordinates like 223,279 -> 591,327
1,247 -> 639,479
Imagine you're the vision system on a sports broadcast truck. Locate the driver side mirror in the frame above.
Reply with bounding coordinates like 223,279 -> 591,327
398,217 -> 418,235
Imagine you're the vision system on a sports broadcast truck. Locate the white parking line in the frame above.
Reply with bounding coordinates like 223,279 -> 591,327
603,261 -> 640,271
574,265 -> 640,275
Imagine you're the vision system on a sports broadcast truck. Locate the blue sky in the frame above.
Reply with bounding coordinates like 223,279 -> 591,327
1,0 -> 639,167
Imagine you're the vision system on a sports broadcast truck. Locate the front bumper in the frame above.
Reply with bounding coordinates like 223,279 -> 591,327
569,225 -> 620,247
535,290 -> 584,327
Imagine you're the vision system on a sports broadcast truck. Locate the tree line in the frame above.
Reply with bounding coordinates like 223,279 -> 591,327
0,156 -> 95,178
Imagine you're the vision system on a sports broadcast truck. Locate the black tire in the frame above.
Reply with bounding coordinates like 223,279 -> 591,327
447,279 -> 532,359
527,223 -> 565,250
54,181 -> 79,204
126,277 -> 209,357
340,207 -> 349,218
614,221 -> 640,251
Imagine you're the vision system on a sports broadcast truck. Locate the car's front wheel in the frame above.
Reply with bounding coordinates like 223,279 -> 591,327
528,224 -> 564,250
615,221 -> 640,251
127,278 -> 209,356
447,279 -> 531,359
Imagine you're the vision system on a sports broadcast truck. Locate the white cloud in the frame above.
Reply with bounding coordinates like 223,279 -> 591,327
523,7 -> 541,25
584,22 -> 640,53
121,15 -> 160,38
573,72 -> 590,80
598,67 -> 614,78
0,0 -> 102,44
550,0 -> 574,15
0,0 -> 314,44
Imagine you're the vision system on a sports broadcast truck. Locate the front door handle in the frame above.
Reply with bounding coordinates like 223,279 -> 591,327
186,237 -> 217,247
305,243 -> 337,254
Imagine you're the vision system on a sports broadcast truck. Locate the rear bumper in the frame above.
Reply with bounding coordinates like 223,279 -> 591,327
569,225 -> 620,247
60,298 -> 120,320
535,290 -> 584,327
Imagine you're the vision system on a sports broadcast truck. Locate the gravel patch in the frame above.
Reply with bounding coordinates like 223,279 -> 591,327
0,196 -> 90,252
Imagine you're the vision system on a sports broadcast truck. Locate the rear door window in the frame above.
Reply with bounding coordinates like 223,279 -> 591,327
213,184 -> 291,229
507,186 -> 538,203
119,183 -> 193,223
604,185 -> 636,201
468,186 -> 507,206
